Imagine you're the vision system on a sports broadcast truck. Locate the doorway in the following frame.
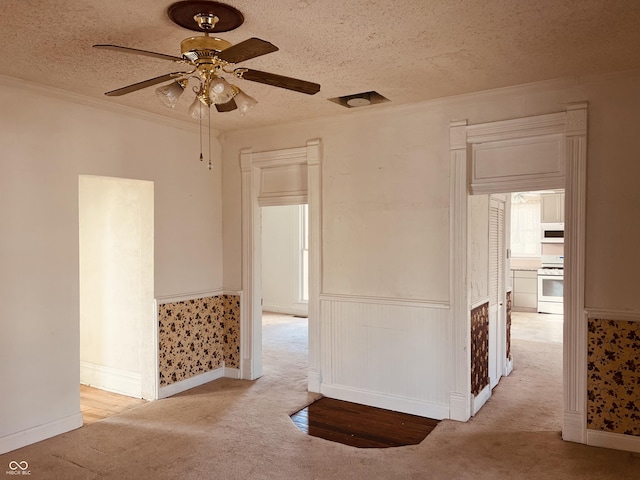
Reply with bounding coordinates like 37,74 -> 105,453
239,139 -> 321,392
261,204 -> 309,374
450,103 -> 588,442
78,175 -> 156,421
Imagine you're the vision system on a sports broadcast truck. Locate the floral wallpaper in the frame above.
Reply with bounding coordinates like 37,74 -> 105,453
471,302 -> 489,396
158,294 -> 240,387
222,294 -> 240,368
587,318 -> 640,436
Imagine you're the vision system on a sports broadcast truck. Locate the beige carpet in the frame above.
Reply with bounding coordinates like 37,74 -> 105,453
2,312 -> 639,479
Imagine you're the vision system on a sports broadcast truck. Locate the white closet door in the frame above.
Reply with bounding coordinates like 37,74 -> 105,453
489,197 -> 506,389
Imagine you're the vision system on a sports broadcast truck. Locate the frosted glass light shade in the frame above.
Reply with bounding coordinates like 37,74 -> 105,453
235,90 -> 258,115
209,77 -> 235,104
155,81 -> 185,108
188,96 -> 209,120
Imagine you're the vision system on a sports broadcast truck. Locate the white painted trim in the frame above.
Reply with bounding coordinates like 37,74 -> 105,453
562,410 -> 586,443
471,298 -> 490,310
240,148 -> 262,381
455,103 -> 590,448
304,139 -> 322,395
158,368 -> 224,399
504,357 -> 513,376
319,293 -> 449,309
587,429 -> 640,453
80,362 -> 142,398
321,384 -> 450,420
223,367 -> 241,379
468,112 -> 567,195
585,308 -> 640,323
0,413 -> 83,455
0,74 -> 203,135
470,178 -> 565,196
258,195 -> 308,207
155,289 -> 225,305
250,147 -> 308,167
563,102 -> 589,445
145,299 -> 159,401
449,120 -> 471,422
240,140 -> 322,386
466,112 -> 567,143
472,385 -> 491,416
449,393 -> 470,421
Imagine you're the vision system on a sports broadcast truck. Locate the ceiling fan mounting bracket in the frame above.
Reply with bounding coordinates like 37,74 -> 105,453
168,1 -> 244,33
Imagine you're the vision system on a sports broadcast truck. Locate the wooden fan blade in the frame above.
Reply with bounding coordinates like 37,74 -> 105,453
236,69 -> 320,95
215,98 -> 238,112
104,72 -> 187,96
94,44 -> 184,62
217,38 -> 278,64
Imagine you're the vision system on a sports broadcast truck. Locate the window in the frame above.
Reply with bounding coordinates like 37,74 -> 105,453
510,192 -> 541,257
300,204 -> 309,302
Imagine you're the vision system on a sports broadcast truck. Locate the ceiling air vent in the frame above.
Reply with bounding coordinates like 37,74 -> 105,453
328,91 -> 389,108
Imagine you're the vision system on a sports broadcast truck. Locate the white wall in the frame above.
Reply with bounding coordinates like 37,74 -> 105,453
222,70 -> 640,417
0,77 -> 223,454
79,175 -> 154,398
261,205 -> 308,316
225,112 -> 451,302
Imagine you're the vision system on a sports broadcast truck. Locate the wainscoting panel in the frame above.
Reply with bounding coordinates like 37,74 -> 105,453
319,297 -> 450,418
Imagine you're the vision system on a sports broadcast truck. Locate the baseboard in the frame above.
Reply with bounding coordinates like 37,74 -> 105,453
504,357 -> 514,376
262,304 -> 309,317
307,369 -> 321,393
449,392 -> 471,421
562,410 -> 587,443
80,361 -> 141,398
587,429 -> 640,453
223,367 -> 240,379
472,385 -> 492,416
158,368 -> 224,399
0,413 -> 83,455
320,384 -> 449,420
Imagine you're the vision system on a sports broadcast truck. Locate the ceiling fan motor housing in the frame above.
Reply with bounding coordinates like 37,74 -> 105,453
180,36 -> 232,63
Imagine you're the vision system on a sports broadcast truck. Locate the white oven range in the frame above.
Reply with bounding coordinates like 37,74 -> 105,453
538,254 -> 564,314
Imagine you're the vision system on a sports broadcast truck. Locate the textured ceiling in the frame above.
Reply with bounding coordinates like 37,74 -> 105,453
2,0 -> 640,132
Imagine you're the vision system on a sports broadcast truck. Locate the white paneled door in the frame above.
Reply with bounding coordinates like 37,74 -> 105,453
489,196 -> 506,389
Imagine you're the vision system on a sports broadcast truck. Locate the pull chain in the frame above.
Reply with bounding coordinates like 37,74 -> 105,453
208,106 -> 212,170
199,101 -> 203,162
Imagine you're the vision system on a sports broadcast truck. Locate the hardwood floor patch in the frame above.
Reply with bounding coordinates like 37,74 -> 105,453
290,397 -> 439,448
80,385 -> 147,425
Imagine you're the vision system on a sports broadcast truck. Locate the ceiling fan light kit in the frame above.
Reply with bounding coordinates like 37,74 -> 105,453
155,79 -> 187,108
93,0 -> 320,168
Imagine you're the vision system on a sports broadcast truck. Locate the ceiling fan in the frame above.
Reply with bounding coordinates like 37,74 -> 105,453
94,1 -> 321,119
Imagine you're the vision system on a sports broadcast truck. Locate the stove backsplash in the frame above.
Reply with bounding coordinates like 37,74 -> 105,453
541,242 -> 564,268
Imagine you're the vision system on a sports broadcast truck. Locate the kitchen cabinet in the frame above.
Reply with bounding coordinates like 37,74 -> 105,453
541,193 -> 565,223
511,269 -> 538,311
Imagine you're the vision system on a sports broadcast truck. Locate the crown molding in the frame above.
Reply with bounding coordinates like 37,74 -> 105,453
0,74 -> 220,136
225,67 -> 640,136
